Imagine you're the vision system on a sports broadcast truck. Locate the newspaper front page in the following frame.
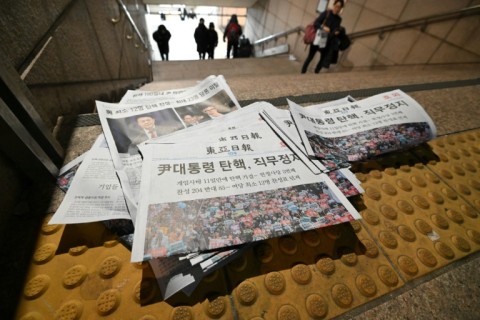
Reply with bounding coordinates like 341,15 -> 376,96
131,103 -> 361,262
289,89 -> 437,163
96,76 -> 241,221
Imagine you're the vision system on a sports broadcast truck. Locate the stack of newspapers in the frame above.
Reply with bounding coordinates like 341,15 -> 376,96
51,75 -> 436,299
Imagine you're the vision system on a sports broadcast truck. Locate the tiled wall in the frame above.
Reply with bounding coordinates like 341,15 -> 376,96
246,0 -> 480,69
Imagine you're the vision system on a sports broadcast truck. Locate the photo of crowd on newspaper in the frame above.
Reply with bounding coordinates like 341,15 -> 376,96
306,122 -> 434,162
143,181 -> 355,258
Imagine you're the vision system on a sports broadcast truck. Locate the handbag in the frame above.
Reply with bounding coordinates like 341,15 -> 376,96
313,29 -> 328,48
312,10 -> 330,48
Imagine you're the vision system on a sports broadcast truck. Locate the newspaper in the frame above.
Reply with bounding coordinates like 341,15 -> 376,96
289,89 -> 437,164
50,135 -> 131,224
96,75 -> 241,221
261,96 -> 356,171
56,153 -> 86,193
131,102 -> 361,262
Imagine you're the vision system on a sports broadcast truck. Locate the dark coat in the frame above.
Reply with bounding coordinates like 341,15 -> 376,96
315,10 -> 343,68
153,28 -> 171,53
194,24 -> 209,53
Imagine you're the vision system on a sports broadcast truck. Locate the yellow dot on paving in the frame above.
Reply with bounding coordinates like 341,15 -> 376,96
279,236 -> 298,255
467,229 -> 480,244
55,300 -> 83,320
424,172 -> 440,183
365,187 -> 381,200
24,274 -> 50,299
412,195 -> 430,210
411,175 -> 427,187
170,306 -> 192,320
362,239 -> 379,258
341,253 -> 358,266
414,219 -> 433,235
362,209 -> 380,225
434,241 -> 455,260
427,191 -> 444,204
417,248 -> 438,267
236,281 -> 257,305
451,235 -> 471,252
398,225 -> 416,242
377,265 -> 399,287
396,179 -> 412,192
398,255 -> 419,276
305,294 -> 329,319
96,289 -> 120,316
291,264 -> 312,285
264,272 -> 285,295
63,265 -> 87,288
68,245 -> 88,256
277,305 -> 300,320
355,274 -> 377,297
381,183 -> 397,196
460,204 -> 477,218
316,257 -> 336,275
33,244 -> 56,264
302,230 -> 321,246
204,296 -> 226,318
379,204 -> 398,220
431,214 -> 449,229
331,283 -> 353,308
445,209 -> 464,224
397,200 -> 414,215
99,256 -> 122,278
379,231 -> 398,249
254,243 -> 274,263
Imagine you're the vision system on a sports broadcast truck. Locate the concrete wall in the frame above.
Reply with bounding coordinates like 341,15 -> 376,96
0,0 -> 151,215
246,0 -> 480,70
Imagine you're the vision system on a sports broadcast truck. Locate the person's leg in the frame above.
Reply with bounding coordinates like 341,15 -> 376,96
226,42 -> 232,58
232,41 -> 239,58
315,48 -> 326,73
301,45 -> 318,73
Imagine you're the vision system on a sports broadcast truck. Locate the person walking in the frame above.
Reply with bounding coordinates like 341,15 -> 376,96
301,0 -> 344,74
152,25 -> 171,61
223,14 -> 242,59
194,18 -> 209,60
207,22 -> 218,59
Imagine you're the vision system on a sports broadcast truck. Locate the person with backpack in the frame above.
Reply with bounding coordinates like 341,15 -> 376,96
223,14 -> 242,59
194,18 -> 209,60
301,0 -> 344,74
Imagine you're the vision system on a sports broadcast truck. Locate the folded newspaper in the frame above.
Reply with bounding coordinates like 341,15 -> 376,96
287,90 -> 437,166
131,102 -> 361,262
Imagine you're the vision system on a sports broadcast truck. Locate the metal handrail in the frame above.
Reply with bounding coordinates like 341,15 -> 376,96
349,5 -> 480,39
253,26 -> 303,46
117,0 -> 147,48
253,5 -> 480,47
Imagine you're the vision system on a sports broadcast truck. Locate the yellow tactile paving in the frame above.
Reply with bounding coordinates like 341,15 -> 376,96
226,222 -> 404,320
417,131 -> 480,211
353,161 -> 480,282
14,129 -> 480,320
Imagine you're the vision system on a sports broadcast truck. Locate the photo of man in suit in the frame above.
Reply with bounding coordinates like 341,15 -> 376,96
128,110 -> 184,154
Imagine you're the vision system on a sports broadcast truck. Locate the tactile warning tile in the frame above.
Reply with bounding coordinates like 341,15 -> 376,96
225,223 -> 404,320
414,130 -> 480,212
352,141 -> 480,281
15,215 -> 233,320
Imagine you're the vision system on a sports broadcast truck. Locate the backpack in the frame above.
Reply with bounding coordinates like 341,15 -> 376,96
227,23 -> 240,42
303,22 -> 316,45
